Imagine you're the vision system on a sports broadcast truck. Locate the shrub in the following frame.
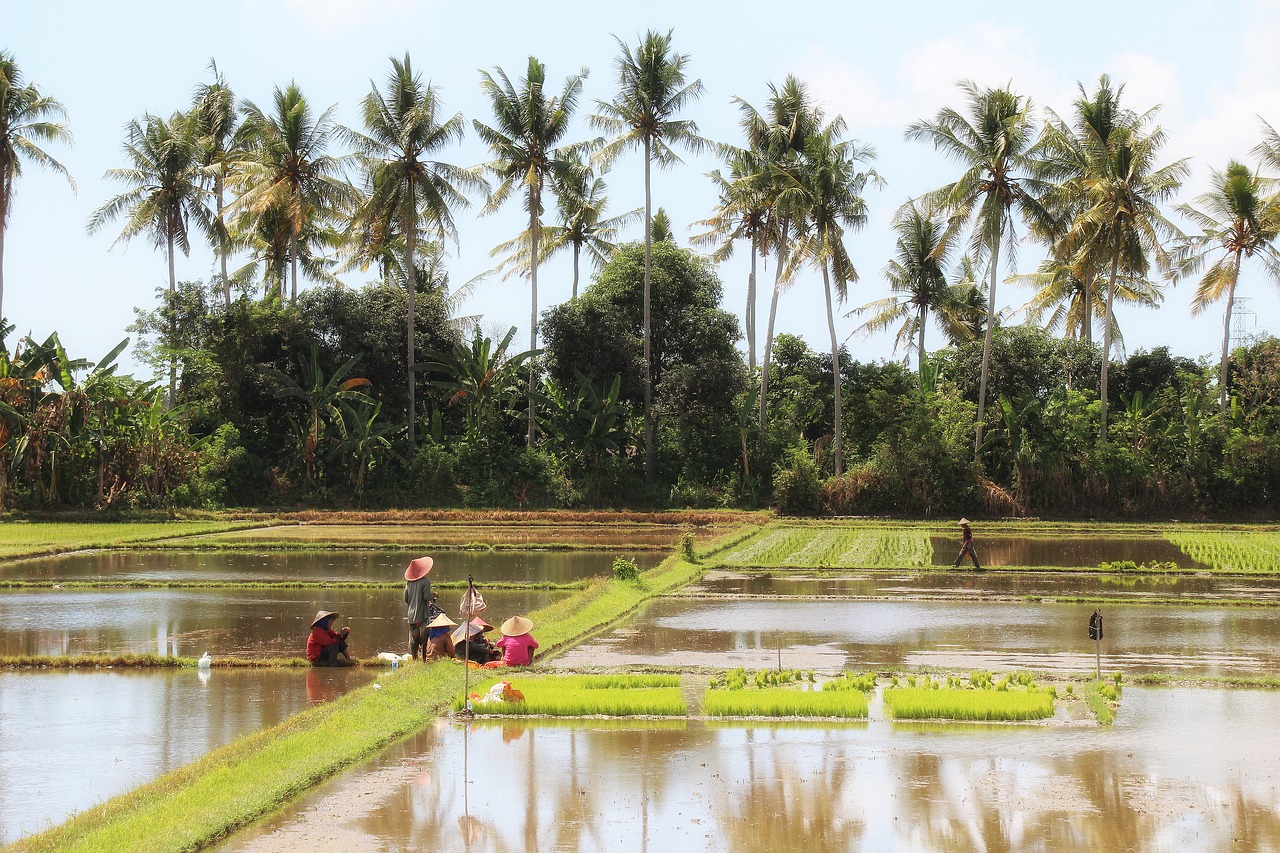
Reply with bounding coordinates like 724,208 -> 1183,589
772,445 -> 823,516
612,556 -> 641,582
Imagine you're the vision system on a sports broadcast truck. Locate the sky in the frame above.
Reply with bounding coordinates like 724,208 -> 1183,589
6,0 -> 1280,379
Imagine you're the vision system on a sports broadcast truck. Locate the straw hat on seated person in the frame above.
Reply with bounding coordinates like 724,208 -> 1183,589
500,616 -> 533,637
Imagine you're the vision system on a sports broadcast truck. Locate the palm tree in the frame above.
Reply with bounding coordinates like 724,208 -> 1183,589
190,60 -> 239,306
87,112 -> 210,403
1011,253 -> 1161,346
1253,117 -> 1280,172
1176,160 -> 1280,411
474,56 -> 585,449
692,144 -> 774,371
850,200 -> 954,374
0,51 -> 74,325
1040,76 -> 1187,441
592,29 -> 704,482
788,120 -> 877,476
344,54 -> 476,446
736,75 -> 820,433
906,81 -> 1053,456
233,83 -> 353,303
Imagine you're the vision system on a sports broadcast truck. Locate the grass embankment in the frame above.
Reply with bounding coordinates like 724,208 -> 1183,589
0,579 -> 586,592
456,674 -> 686,716
11,552 -> 704,853
882,672 -> 1055,722
0,653 -> 382,669
0,521 -> 268,561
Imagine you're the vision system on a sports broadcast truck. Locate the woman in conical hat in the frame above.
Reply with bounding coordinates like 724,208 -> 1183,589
423,612 -> 457,661
952,518 -> 981,570
306,610 -> 354,667
495,616 -> 538,666
404,556 -> 435,660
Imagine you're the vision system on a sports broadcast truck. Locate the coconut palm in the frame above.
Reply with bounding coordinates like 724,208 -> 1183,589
736,75 -> 820,432
787,119 -> 878,476
190,60 -> 239,306
344,54 -> 476,446
1176,160 -> 1280,411
592,29 -> 704,481
850,200 -> 955,374
1253,117 -> 1280,173
0,51 -> 74,325
1011,253 -> 1161,347
906,81 -> 1054,456
474,56 -> 586,449
87,112 -> 210,403
692,144 -> 774,371
233,83 -> 353,303
1039,76 -> 1188,440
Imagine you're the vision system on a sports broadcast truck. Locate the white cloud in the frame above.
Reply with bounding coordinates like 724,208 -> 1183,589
793,45 -> 910,130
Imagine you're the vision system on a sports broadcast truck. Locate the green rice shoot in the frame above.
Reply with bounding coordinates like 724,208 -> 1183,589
1167,531 -> 1280,574
456,674 -> 686,717
716,525 -> 932,568
884,673 -> 1055,721
702,686 -> 868,718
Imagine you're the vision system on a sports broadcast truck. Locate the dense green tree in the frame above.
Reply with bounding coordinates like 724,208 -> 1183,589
344,54 -> 475,445
474,56 -> 585,448
0,50 -> 74,325
1176,160 -> 1280,411
593,29 -> 705,482
907,81 -> 1053,456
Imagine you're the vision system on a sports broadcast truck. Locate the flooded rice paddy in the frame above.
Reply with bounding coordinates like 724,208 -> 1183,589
0,587 -> 565,658
188,523 -> 718,548
214,686 -> 1280,853
553,597 -> 1280,677
0,549 -> 661,585
0,667 -> 374,845
927,534 -> 1201,568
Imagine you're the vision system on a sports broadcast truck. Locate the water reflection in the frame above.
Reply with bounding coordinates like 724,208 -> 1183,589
553,597 -> 1280,676
0,667 -> 373,845
0,549 -> 661,584
215,687 -> 1280,852
0,587 -> 565,658
927,535 -> 1200,568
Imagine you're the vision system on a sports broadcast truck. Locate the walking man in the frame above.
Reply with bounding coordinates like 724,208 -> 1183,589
952,518 -> 981,570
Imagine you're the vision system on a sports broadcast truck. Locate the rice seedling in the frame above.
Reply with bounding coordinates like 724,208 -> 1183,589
457,674 -> 686,717
822,672 -> 877,692
1167,531 -> 1280,574
1084,679 -> 1121,725
716,525 -> 933,568
703,686 -> 869,718
885,676 -> 1054,722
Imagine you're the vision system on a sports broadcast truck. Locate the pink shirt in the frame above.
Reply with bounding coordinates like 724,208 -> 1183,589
495,633 -> 538,666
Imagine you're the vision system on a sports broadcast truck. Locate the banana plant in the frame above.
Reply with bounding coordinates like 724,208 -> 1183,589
267,342 -> 371,484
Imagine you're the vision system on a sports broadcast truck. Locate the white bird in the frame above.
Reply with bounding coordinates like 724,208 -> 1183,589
198,652 -> 212,669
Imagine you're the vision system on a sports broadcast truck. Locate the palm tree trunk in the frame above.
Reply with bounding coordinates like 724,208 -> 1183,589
405,197 -> 418,446
527,190 -> 540,450
758,221 -> 788,432
918,304 -> 928,376
571,242 -> 581,299
217,177 -> 230,308
0,187 -> 8,324
1219,253 -> 1241,413
1100,250 -> 1119,444
167,226 -> 178,408
746,233 -> 758,372
974,236 -> 1000,457
642,137 -> 654,484
290,235 -> 299,304
1082,277 -> 1092,348
822,263 -> 843,477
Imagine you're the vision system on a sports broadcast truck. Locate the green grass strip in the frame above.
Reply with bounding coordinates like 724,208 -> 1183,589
11,552 -> 703,853
0,521 -> 270,561
0,579 -> 585,591
884,687 -> 1054,721
702,687 -> 868,718
0,654 -> 376,670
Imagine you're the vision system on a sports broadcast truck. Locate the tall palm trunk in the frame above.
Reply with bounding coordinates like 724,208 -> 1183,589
290,234 -> 299,303
822,262 -> 843,477
527,189 -> 540,449
642,137 -> 654,483
405,195 -> 418,446
0,186 -> 8,324
166,226 -> 177,407
216,176 -> 230,308
1100,247 -> 1119,443
758,218 -> 789,432
1081,278 -> 1091,347
974,236 -> 1000,457
571,241 -> 581,299
917,303 -> 928,376
746,232 -> 758,372
1219,253 -> 1242,413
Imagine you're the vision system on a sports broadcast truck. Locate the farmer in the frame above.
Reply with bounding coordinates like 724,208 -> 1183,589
306,610 -> 354,667
952,518 -> 982,570
496,616 -> 539,666
453,617 -> 502,664
424,612 -> 457,660
404,556 -> 435,660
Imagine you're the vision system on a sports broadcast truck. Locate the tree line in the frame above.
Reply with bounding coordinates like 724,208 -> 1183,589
1,38 -> 1279,515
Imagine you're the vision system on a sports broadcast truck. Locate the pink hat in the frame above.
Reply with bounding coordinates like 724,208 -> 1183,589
405,556 -> 434,581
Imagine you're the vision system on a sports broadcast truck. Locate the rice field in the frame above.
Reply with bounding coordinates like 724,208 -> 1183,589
717,526 -> 933,568
458,674 -> 686,717
883,673 -> 1055,721
1167,532 -> 1280,574
702,668 -> 872,718
0,521 -> 263,560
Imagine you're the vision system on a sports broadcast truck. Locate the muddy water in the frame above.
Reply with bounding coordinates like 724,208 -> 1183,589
928,534 -> 1198,568
0,667 -> 374,845
214,686 -> 1280,853
193,523 -> 713,548
552,597 -> 1280,676
693,569 -> 1280,602
0,587 -> 565,658
0,549 -> 661,584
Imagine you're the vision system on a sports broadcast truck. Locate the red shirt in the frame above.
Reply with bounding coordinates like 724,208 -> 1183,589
306,626 -> 343,661
495,633 -> 538,666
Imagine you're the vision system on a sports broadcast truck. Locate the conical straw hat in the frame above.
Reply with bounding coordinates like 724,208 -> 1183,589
311,610 -> 339,628
405,556 -> 434,581
500,616 -> 533,636
427,613 -> 456,629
